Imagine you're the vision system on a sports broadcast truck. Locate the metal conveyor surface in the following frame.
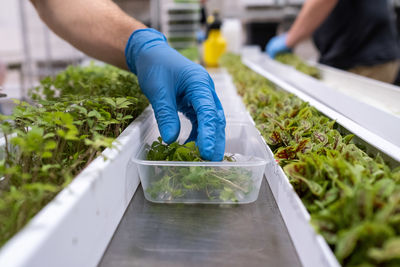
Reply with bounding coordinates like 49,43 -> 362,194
98,179 -> 301,267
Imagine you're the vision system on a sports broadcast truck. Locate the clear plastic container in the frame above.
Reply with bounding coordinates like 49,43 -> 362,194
132,121 -> 270,204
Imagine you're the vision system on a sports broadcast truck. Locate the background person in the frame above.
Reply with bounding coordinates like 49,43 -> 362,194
266,0 -> 400,84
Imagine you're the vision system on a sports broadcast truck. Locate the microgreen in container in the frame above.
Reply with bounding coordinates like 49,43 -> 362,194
133,121 -> 270,204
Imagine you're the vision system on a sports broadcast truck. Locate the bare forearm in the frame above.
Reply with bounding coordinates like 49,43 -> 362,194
286,0 -> 338,47
30,0 -> 147,69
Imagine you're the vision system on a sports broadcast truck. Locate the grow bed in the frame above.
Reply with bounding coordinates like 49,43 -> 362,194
0,64 -> 149,266
257,50 -> 400,152
221,53 -> 400,267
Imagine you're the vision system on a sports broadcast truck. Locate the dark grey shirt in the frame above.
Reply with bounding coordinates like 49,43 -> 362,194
313,0 -> 400,69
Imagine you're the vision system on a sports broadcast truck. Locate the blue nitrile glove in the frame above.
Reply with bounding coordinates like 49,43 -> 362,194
265,34 -> 292,58
125,28 -> 225,161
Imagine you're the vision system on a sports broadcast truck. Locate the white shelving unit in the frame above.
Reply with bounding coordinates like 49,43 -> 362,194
160,1 -> 201,49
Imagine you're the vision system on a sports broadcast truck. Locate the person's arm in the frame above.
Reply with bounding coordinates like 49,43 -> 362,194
266,0 -> 338,58
30,0 -> 226,161
30,0 -> 146,69
286,0 -> 339,47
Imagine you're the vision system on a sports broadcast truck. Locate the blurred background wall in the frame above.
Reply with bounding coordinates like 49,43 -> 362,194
0,0 -> 399,112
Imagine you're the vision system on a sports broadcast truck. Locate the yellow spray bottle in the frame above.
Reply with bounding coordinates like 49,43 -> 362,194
203,12 -> 226,67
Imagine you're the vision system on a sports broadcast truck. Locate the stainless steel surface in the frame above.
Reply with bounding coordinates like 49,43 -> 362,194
98,179 -> 301,267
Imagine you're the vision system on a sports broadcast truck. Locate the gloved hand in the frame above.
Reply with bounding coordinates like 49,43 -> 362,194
265,34 -> 292,58
125,28 -> 225,161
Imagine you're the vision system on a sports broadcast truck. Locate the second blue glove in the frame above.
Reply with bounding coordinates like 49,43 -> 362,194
265,34 -> 292,58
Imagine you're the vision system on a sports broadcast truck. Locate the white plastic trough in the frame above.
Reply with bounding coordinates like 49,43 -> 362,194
0,107 -> 154,267
221,67 -> 341,267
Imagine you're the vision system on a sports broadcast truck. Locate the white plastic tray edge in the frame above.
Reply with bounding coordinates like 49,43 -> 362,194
0,107 -> 154,267
316,62 -> 400,94
251,120 -> 340,267
265,159 -> 340,267
315,63 -> 400,118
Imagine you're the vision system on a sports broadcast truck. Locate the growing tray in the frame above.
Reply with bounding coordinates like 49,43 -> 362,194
240,51 -> 400,266
0,107 -> 154,267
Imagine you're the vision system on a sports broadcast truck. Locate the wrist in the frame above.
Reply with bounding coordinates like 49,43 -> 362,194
125,28 -> 168,74
285,32 -> 296,49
